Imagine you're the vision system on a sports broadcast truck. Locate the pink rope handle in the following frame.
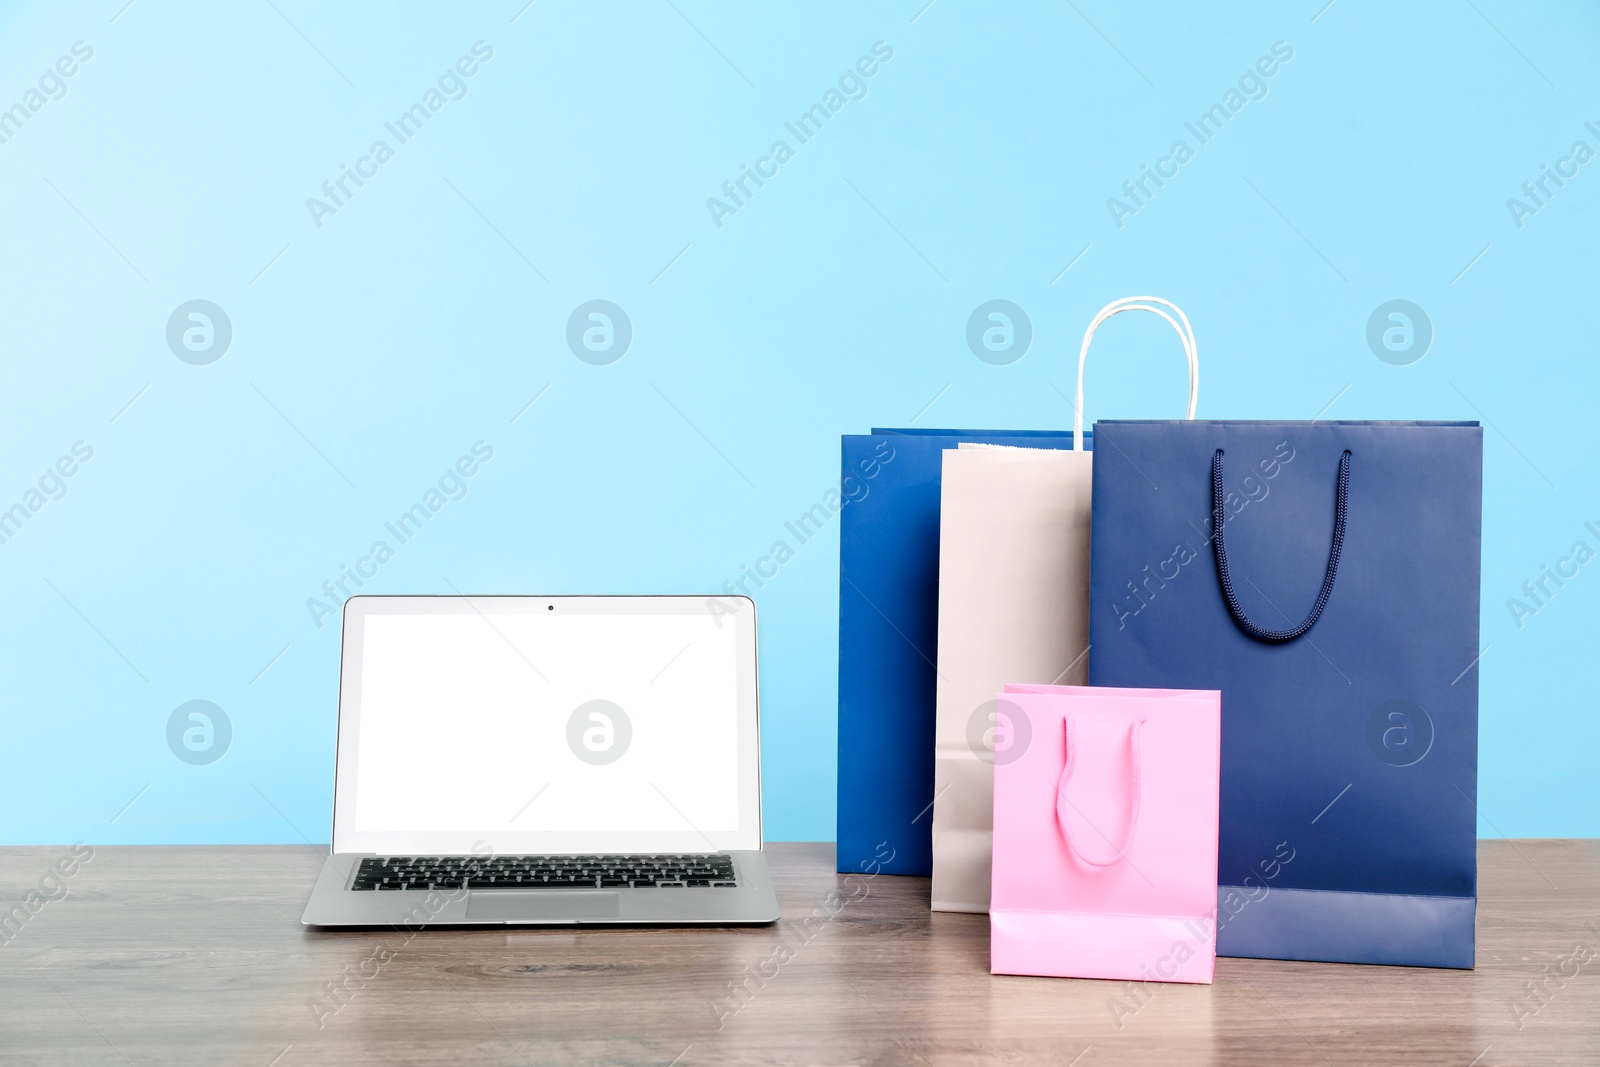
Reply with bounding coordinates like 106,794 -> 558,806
1055,715 -> 1147,868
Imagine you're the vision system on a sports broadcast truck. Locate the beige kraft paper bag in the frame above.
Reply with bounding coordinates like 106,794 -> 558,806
929,296 -> 1200,913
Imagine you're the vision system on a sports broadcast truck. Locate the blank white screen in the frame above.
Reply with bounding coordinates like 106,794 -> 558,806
351,611 -> 741,836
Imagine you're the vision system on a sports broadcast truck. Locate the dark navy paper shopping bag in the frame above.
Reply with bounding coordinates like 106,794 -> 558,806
1088,420 -> 1482,968
836,428 -> 1084,875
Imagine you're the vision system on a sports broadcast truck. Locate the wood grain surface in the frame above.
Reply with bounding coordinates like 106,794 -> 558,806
0,840 -> 1595,1065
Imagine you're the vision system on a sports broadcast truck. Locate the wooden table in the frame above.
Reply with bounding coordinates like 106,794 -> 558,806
1,841 -> 1595,1065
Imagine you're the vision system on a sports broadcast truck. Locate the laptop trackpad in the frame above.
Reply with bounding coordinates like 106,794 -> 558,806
467,891 -> 620,922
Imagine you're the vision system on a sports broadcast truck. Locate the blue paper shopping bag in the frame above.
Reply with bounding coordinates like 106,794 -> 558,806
835,428 -> 1083,875
1088,420 -> 1482,967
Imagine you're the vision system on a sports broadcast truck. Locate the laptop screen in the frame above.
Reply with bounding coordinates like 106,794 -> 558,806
331,596 -> 762,855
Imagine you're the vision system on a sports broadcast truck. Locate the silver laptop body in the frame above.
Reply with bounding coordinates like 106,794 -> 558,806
302,594 -> 780,927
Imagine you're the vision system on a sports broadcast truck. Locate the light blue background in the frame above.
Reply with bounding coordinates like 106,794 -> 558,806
1,1 -> 1594,844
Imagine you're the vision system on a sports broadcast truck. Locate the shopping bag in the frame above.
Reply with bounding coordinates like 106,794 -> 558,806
990,683 -> 1222,983
932,297 -> 1199,911
1088,419 -> 1483,967
837,426 -> 1079,875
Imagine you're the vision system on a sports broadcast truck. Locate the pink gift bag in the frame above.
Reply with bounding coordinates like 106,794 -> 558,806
990,683 -> 1222,984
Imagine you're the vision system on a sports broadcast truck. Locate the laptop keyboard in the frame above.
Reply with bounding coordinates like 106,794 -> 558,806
351,854 -> 739,891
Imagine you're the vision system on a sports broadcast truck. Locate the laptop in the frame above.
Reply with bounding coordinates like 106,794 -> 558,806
301,594 -> 781,927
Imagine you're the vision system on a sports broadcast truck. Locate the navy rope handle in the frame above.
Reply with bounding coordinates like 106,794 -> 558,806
1211,448 -> 1351,643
